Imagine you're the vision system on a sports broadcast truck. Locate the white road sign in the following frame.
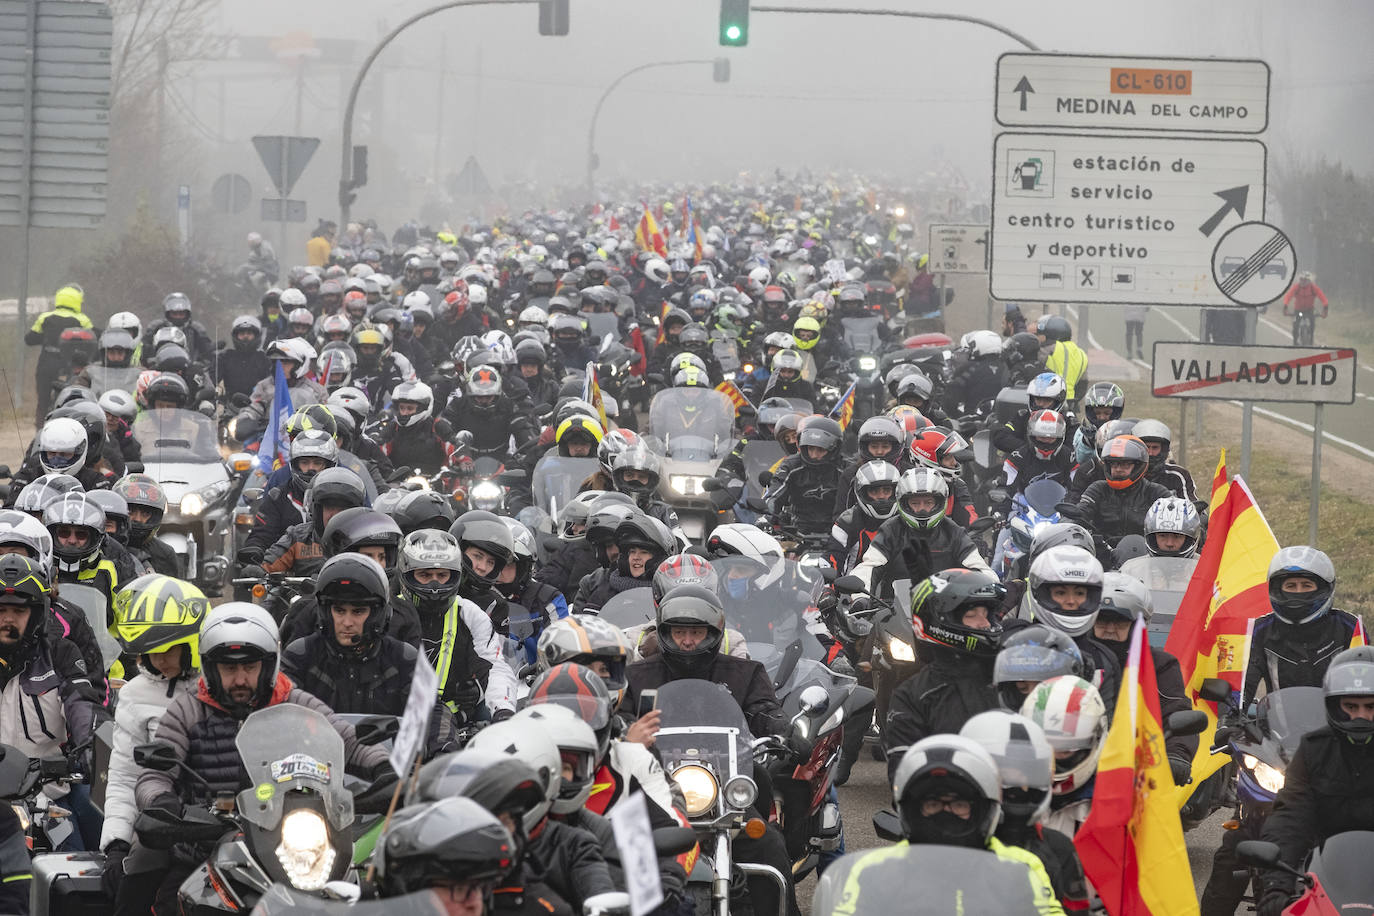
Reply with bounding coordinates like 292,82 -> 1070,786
1150,342 -> 1356,404
990,132 -> 1266,306
1211,221 -> 1296,306
996,53 -> 1270,133
928,224 -> 988,273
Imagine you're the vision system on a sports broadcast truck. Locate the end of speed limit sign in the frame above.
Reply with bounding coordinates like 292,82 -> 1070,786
1211,220 -> 1296,306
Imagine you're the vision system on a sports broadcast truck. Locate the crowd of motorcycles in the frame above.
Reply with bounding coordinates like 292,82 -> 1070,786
0,179 -> 1355,916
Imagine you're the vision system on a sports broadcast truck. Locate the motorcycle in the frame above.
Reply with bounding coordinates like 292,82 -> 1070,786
647,388 -> 738,543
1238,831 -> 1374,916
530,454 -> 601,519
830,576 -> 921,759
136,407 -> 252,596
839,314 -> 887,429
814,844 -> 1049,916
135,704 -> 357,913
992,478 -> 1066,580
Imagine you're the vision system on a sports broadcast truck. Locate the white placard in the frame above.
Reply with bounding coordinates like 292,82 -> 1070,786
389,651 -> 439,777
607,791 -> 664,916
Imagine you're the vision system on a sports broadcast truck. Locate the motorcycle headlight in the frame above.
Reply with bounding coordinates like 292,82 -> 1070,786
179,481 -> 230,517
723,775 -> 757,811
11,804 -> 28,831
673,764 -> 718,817
1242,755 -> 1285,794
405,475 -> 431,491
470,481 -> 503,509
276,809 -> 336,890
887,635 -> 915,663
857,356 -> 878,371
669,475 -> 707,496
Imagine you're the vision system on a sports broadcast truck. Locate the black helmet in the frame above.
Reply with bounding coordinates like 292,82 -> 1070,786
398,528 -> 465,613
911,568 -> 1005,658
315,553 -> 393,657
1004,331 -> 1041,362
797,416 -> 844,467
992,624 -> 1085,711
655,584 -> 726,679
1324,646 -> 1374,744
321,507 -> 402,575
408,749 -> 546,861
1038,315 -> 1072,342
449,511 -> 514,589
375,797 -> 515,898
0,554 -> 52,651
114,474 -> 165,547
613,515 -> 674,580
392,490 -> 457,536
303,468 -> 367,537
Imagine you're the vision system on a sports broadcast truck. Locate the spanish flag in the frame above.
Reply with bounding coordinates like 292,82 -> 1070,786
654,301 -> 672,346
1076,620 -> 1198,916
636,205 -> 666,256
1164,458 -> 1280,796
829,381 -> 858,430
582,361 -> 609,430
715,379 -> 751,416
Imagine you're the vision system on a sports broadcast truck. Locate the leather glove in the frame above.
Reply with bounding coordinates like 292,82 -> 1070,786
235,546 -> 264,566
1168,755 -> 1192,787
816,590 -> 839,616
433,417 -> 455,440
1257,886 -> 1294,916
786,732 -> 815,765
150,792 -> 184,819
65,742 -> 92,779
101,840 -> 130,899
449,681 -> 483,717
354,771 -> 400,815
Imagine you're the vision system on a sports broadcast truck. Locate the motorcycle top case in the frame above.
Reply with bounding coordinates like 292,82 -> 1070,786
31,852 -> 105,916
994,386 -> 1030,425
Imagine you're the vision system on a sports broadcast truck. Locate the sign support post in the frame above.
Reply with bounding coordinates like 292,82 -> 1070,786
1239,307 -> 1257,480
1310,403 -> 1323,546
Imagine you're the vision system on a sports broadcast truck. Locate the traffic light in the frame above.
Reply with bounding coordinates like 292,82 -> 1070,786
719,0 -> 748,46
351,145 -> 368,189
539,0 -> 569,36
712,58 -> 730,83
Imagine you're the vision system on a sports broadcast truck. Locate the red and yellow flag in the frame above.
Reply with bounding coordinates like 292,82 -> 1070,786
1164,459 -> 1279,795
715,379 -> 751,416
1076,621 -> 1198,916
829,381 -> 858,430
636,206 -> 666,256
582,362 -> 609,431
654,301 -> 672,346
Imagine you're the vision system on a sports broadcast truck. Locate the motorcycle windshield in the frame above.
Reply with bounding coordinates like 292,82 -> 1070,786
1119,555 -> 1196,644
59,583 -> 122,670
1307,831 -> 1374,910
1254,687 -> 1326,761
1022,478 -> 1065,517
582,312 -> 619,345
712,338 -> 741,373
236,705 -> 352,832
841,316 -> 883,353
598,587 -> 656,630
714,557 -> 828,677
531,455 -> 600,517
655,680 -> 753,789
250,884 -> 448,916
813,845 -> 1046,916
742,441 -> 785,501
648,389 -> 734,456
84,367 -> 142,397
133,409 -> 221,465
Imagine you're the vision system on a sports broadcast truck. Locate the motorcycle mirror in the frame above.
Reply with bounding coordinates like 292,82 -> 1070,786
1198,678 -> 1232,705
833,575 -> 866,595
582,891 -> 631,916
1165,710 -> 1208,739
0,466 -> 10,480
871,809 -> 904,842
125,461 -> 145,475
756,470 -> 773,487
134,742 -> 180,772
798,685 -> 830,717
353,716 -> 400,747
241,487 -> 263,504
820,566 -> 837,583
987,487 -> 1008,507
652,826 -> 698,857
700,477 -> 723,492
1233,840 -> 1282,869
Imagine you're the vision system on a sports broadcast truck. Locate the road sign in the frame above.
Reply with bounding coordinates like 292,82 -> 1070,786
1211,221 -> 1296,306
211,172 -> 252,214
928,224 -> 988,273
989,132 -> 1266,306
995,53 -> 1270,133
1150,341 -> 1356,404
261,198 -> 306,223
251,135 -> 319,198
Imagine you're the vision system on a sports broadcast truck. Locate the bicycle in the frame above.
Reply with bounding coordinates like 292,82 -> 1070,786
1287,308 -> 1318,346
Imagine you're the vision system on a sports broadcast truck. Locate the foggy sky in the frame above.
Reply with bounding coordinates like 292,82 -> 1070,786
167,0 -> 1374,261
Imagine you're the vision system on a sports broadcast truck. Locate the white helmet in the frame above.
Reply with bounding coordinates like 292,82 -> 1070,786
279,287 -> 308,309
892,735 -> 1003,846
644,258 -> 670,284
1143,496 -> 1202,558
467,715 -> 562,832
348,263 -> 374,279
390,380 -> 434,428
704,523 -> 784,564
0,510 -> 55,578
199,603 -> 280,716
107,311 -> 142,343
37,417 -> 88,476
966,330 -> 1003,358
748,266 -> 772,286
266,337 -> 314,378
960,710 -> 1054,826
1023,545 -> 1104,638
402,290 -> 431,311
517,704 -> 600,815
1019,676 -> 1108,795
98,389 -> 138,424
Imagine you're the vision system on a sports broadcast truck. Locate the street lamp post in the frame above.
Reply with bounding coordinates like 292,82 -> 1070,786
338,0 -> 537,228
750,6 -> 1040,51
586,59 -> 725,201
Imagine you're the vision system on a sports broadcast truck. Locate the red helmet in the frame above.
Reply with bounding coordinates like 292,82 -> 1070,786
909,428 -> 973,481
1101,436 -> 1149,490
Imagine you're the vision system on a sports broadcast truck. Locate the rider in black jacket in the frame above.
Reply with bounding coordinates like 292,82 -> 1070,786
763,416 -> 845,536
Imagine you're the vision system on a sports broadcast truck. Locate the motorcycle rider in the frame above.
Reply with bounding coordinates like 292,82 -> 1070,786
623,584 -> 803,916
11,416 -> 110,494
1039,315 -> 1088,404
762,415 -> 846,536
608,442 -> 683,539
572,514 -> 674,613
1001,409 -> 1075,502
834,415 -> 904,513
827,460 -> 901,573
100,575 -> 206,901
849,468 -> 991,600
44,492 -> 126,609
441,365 -> 539,462
1015,545 -> 1119,711
25,284 -> 93,423
1131,419 -> 1199,503
215,316 -> 271,405
760,348 -> 817,403
281,552 -> 458,751
892,371 -> 951,427
143,292 -> 214,365
883,569 -> 1006,778
1068,435 -> 1171,549
258,466 -> 368,578
128,603 -> 394,914
350,324 -> 414,408
234,338 -> 328,439
238,428 -> 338,571
110,474 -> 180,577
994,372 -> 1079,455
493,517 -> 567,660
943,330 -> 1008,417
1281,270 -> 1328,328
397,529 -> 516,721
375,380 -> 467,476
1019,675 -> 1110,836
1257,646 -> 1374,916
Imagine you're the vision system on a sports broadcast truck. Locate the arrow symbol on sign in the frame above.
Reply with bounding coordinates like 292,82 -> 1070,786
1013,76 -> 1034,111
1199,185 -> 1249,237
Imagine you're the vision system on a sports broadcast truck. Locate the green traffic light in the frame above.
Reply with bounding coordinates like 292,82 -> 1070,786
724,23 -> 742,41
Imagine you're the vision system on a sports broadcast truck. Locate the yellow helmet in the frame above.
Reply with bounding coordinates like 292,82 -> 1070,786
800,301 -> 829,325
792,316 -> 822,350
352,327 -> 385,349
436,231 -> 457,246
54,285 -> 84,312
556,415 -> 605,453
916,253 -> 930,271
110,574 -> 209,673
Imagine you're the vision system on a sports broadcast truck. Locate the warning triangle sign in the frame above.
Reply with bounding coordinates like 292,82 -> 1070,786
251,135 -> 320,198
448,155 -> 493,198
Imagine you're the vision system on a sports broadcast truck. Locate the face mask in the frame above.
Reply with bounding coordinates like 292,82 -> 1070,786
725,577 -> 749,599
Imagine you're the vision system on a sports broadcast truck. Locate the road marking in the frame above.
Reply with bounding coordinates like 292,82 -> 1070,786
1155,308 -> 1199,340
1225,400 -> 1374,460
1258,313 -> 1374,373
